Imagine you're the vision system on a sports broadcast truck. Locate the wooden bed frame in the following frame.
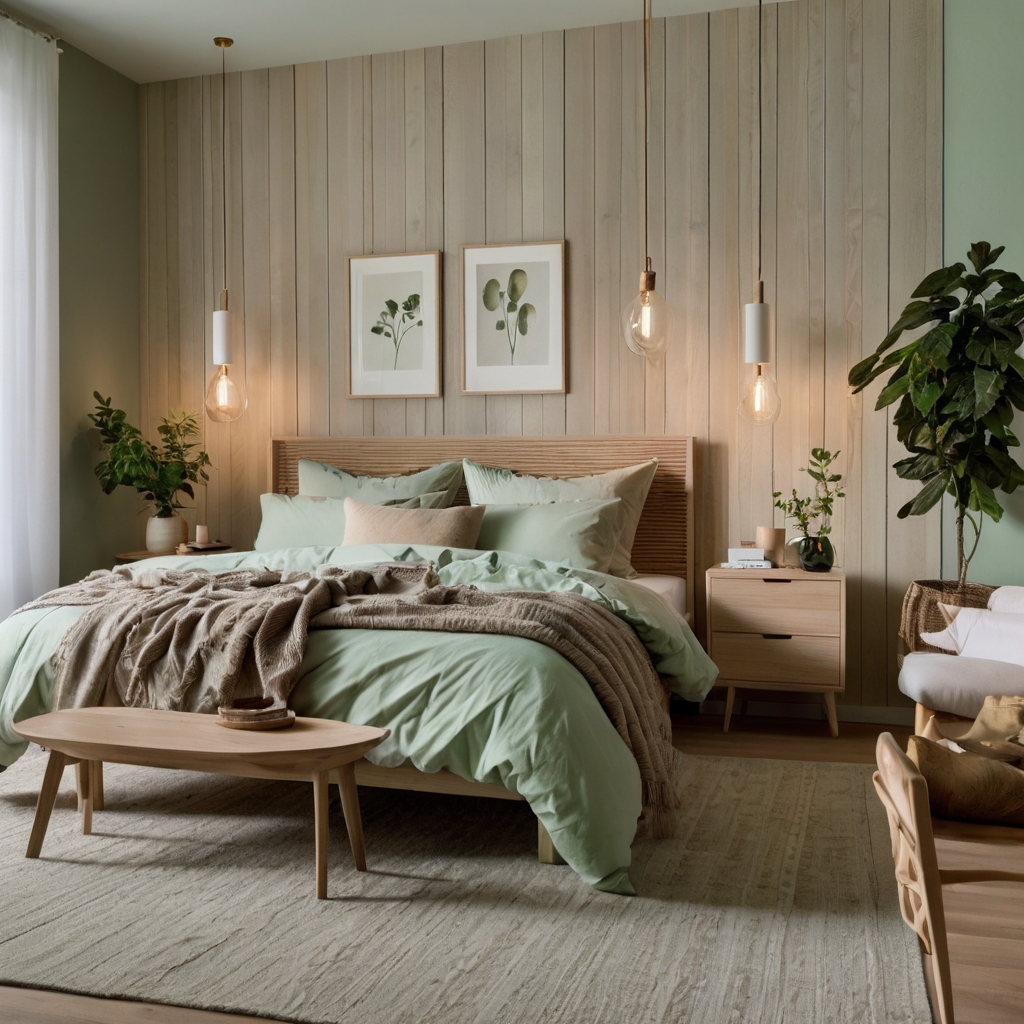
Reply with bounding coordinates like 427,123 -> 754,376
267,434 -> 696,864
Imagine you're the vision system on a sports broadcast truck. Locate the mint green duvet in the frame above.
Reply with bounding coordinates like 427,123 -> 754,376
0,545 -> 717,893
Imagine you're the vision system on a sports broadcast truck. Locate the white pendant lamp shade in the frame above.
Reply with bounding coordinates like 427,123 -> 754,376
744,299 -> 769,364
212,308 -> 233,366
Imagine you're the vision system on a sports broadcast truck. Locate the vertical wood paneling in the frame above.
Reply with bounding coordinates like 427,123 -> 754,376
140,1 -> 942,708
269,66 -> 297,440
295,62 -> 329,437
443,42 -> 487,435
563,27 -> 596,435
326,56 -> 367,438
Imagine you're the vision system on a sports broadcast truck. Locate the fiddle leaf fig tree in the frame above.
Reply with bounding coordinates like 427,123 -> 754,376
849,241 -> 1024,587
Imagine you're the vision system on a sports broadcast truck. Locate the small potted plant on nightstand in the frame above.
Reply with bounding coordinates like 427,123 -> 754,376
89,393 -> 212,553
773,448 -> 845,572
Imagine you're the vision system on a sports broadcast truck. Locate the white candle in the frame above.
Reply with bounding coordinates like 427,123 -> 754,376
196,524 -> 210,545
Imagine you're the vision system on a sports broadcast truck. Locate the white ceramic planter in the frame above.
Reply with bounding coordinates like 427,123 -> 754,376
146,514 -> 187,553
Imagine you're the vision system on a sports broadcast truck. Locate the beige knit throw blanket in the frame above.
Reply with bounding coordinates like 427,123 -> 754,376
23,564 -> 679,834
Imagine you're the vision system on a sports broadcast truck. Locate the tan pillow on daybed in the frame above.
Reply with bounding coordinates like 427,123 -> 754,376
907,734 -> 1024,828
341,497 -> 485,550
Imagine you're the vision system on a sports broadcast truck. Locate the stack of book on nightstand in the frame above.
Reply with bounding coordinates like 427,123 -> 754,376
722,547 -> 772,569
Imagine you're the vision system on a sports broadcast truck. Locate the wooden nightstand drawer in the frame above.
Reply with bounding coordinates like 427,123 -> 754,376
709,577 -> 842,636
711,631 -> 842,688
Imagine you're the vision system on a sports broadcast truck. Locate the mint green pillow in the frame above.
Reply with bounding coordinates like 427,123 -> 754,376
254,492 -> 447,551
463,458 -> 658,577
297,459 -> 463,509
476,499 -> 623,573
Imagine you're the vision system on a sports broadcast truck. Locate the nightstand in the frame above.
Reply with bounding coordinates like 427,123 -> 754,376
115,547 -> 234,563
705,566 -> 846,737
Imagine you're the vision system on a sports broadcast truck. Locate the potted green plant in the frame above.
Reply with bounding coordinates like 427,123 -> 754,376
89,393 -> 212,552
773,448 -> 845,572
848,241 -> 1024,589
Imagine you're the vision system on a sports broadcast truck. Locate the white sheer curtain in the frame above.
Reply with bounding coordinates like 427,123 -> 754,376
0,15 -> 59,620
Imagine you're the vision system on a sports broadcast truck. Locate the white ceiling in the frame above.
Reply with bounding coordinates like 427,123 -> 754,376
2,0 -> 775,84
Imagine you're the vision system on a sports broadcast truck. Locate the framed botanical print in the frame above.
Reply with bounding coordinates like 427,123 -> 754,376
460,240 -> 566,394
347,251 -> 442,398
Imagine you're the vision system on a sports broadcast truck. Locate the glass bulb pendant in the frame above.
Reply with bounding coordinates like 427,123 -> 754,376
739,363 -> 781,424
622,259 -> 670,357
205,364 -> 247,423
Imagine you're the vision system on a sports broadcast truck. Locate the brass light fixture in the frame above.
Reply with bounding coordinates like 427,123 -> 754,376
205,35 -> 247,423
739,0 -> 781,424
621,0 -> 671,358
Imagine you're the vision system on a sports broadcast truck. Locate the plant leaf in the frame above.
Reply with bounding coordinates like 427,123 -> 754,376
911,263 -> 966,298
912,381 -> 943,414
974,366 -> 1004,418
517,302 -> 537,336
969,478 -> 1004,521
495,320 -> 505,331
875,370 -> 911,409
507,269 -> 528,303
897,471 -> 949,518
969,241 -> 1005,274
482,279 -> 502,312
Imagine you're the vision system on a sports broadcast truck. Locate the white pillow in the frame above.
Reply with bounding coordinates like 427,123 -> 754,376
921,607 -> 1024,667
988,586 -> 1024,615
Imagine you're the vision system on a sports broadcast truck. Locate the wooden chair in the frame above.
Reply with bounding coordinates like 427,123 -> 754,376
873,732 -> 1024,1024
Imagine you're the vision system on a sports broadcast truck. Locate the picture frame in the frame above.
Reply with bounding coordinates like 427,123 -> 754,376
347,251 -> 442,398
460,240 -> 566,394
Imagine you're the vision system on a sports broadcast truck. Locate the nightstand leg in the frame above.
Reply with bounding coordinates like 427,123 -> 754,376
823,692 -> 839,738
723,687 -> 736,733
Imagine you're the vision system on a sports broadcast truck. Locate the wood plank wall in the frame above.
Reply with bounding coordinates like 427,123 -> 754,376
138,0 -> 942,708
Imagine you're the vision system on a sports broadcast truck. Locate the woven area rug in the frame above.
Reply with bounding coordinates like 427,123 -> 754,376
0,746 -> 930,1023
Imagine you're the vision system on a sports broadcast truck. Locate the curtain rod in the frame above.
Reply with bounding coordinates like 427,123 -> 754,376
0,5 -> 60,44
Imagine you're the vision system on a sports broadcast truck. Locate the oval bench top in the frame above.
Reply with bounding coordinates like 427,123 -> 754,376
14,707 -> 388,762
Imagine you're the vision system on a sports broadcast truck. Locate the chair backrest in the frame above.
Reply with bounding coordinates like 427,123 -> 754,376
873,732 -> 955,1024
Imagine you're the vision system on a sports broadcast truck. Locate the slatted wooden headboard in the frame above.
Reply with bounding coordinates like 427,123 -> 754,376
269,435 -> 695,613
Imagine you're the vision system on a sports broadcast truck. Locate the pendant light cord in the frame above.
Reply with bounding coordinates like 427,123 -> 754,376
221,42 -> 227,297
643,0 -> 651,269
756,0 -> 763,287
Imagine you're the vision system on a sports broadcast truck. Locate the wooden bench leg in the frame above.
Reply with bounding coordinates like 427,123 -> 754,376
823,691 -> 839,738
537,819 -> 565,865
79,760 -> 93,835
90,761 -> 104,812
27,750 -> 66,858
723,686 -> 736,733
313,769 -> 329,899
336,762 -> 366,873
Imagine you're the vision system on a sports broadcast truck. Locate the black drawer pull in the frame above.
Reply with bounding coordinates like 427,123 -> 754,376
761,633 -> 793,640
762,578 -> 792,583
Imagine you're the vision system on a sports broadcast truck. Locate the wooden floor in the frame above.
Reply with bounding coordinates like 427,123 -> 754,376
4,712 -> 1021,1024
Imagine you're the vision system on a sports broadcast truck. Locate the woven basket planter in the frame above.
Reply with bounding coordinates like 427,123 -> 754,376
899,579 -> 996,656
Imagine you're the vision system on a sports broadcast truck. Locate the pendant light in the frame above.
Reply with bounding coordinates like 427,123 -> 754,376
205,36 -> 247,423
621,0 -> 671,358
739,0 -> 781,425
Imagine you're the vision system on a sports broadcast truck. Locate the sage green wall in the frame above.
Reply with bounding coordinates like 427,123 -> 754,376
59,43 -> 141,584
942,0 -> 1024,585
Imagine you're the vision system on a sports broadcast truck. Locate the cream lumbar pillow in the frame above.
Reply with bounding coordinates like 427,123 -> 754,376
297,459 -> 464,508
921,606 -> 1024,667
341,497 -> 485,549
462,458 -> 658,578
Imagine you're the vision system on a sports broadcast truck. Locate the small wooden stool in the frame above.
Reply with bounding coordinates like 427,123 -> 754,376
14,708 -> 388,899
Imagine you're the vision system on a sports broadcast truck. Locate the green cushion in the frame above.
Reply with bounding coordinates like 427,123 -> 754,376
297,459 -> 463,509
254,492 -> 448,551
476,499 -> 623,573
463,458 -> 658,578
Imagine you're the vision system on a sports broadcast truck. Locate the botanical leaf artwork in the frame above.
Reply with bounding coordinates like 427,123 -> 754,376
370,293 -> 423,370
482,269 -> 536,364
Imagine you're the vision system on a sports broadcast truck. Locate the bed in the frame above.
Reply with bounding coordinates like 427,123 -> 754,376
0,435 -> 717,894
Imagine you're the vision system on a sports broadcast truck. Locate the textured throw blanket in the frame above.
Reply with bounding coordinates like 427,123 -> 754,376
23,564 -> 678,833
